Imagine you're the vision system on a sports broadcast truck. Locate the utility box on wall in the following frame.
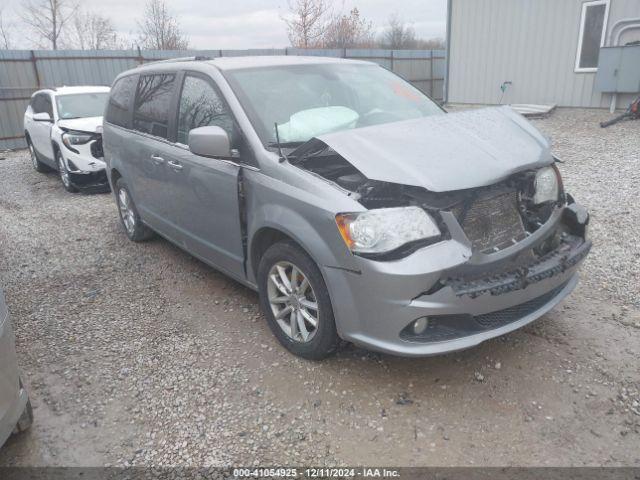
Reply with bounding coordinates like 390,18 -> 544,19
595,45 -> 640,93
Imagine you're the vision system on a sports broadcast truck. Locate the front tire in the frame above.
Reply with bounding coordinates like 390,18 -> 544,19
115,178 -> 154,242
56,150 -> 78,193
258,240 -> 339,360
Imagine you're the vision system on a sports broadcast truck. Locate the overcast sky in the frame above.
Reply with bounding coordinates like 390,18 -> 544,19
1,0 -> 447,49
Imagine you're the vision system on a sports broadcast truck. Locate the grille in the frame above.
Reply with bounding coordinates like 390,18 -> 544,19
453,190 -> 527,253
473,281 -> 568,329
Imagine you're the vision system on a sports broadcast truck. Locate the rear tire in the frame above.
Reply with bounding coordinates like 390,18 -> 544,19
257,240 -> 339,360
56,150 -> 78,193
115,178 -> 154,242
27,138 -> 49,173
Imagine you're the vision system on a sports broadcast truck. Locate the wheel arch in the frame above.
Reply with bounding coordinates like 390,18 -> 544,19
248,214 -> 357,285
110,167 -> 122,188
250,227 -> 298,281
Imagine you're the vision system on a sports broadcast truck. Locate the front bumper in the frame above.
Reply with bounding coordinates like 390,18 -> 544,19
0,310 -> 28,448
323,201 -> 590,357
62,137 -> 110,192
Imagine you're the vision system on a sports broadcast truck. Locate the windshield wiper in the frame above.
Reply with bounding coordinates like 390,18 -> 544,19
267,140 -> 305,149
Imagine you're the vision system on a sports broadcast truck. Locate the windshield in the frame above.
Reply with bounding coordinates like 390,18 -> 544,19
56,92 -> 109,120
224,63 -> 444,147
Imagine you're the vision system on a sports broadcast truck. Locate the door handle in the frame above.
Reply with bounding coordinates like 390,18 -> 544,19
167,160 -> 183,171
150,154 -> 165,165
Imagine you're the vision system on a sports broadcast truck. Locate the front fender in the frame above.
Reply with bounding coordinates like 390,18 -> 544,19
245,169 -> 361,283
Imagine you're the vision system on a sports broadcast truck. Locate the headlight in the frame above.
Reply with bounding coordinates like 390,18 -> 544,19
62,131 -> 93,150
533,166 -> 560,204
335,206 -> 441,255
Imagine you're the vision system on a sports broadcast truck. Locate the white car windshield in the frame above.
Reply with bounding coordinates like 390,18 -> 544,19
56,92 -> 109,120
224,63 -> 444,147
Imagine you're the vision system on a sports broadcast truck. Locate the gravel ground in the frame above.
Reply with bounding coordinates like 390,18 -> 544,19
0,108 -> 638,467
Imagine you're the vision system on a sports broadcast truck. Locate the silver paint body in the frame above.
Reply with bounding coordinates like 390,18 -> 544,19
103,57 -> 587,356
0,289 -> 28,448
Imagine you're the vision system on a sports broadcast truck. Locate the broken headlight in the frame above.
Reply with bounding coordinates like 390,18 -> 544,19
533,166 -> 560,204
62,131 -> 93,153
335,206 -> 441,255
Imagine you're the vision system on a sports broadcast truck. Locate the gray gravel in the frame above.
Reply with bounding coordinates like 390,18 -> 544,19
0,108 -> 639,467
535,109 -> 640,309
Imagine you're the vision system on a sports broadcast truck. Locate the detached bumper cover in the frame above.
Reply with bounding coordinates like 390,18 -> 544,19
446,235 -> 591,297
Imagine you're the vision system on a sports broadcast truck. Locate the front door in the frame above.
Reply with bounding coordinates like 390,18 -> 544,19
28,93 -> 55,164
162,72 -> 245,279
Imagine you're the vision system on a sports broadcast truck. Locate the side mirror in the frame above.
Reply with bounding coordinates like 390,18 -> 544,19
33,112 -> 52,122
188,126 -> 230,158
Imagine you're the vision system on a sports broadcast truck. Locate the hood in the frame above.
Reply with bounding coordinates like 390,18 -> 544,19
57,116 -> 103,134
316,106 -> 552,192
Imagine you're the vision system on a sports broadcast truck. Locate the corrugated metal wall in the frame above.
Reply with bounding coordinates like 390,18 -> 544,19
0,48 -> 445,150
447,0 -> 640,108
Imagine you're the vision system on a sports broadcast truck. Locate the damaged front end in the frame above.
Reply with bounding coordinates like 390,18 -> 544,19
59,128 -> 109,191
289,132 -> 590,352
292,138 -> 590,294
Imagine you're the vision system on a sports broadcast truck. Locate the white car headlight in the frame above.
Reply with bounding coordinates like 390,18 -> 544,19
533,166 -> 560,204
62,131 -> 93,149
335,206 -> 441,255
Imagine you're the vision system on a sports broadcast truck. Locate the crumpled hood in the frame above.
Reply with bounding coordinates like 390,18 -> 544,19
316,106 -> 553,192
57,116 -> 103,134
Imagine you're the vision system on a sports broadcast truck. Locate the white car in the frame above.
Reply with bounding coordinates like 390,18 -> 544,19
23,86 -> 111,192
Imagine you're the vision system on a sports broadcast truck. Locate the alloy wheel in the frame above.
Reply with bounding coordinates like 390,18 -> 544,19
267,261 -> 319,343
118,188 -> 136,235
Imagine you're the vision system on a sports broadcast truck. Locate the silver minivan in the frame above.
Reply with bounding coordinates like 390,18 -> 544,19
103,56 -> 590,359
0,289 -> 32,448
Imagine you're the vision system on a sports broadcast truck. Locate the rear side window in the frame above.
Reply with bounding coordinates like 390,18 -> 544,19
177,74 -> 235,146
133,73 -> 176,139
106,75 -> 137,128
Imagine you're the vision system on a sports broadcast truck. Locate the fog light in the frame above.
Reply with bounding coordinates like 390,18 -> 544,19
413,317 -> 429,335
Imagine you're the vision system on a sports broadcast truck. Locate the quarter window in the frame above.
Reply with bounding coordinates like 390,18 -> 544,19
133,73 -> 176,139
575,0 -> 609,72
106,75 -> 137,128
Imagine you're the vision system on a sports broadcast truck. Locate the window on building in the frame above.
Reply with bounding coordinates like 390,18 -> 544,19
575,0 -> 609,72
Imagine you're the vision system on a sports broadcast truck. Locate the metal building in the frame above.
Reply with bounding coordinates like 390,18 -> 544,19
445,0 -> 640,109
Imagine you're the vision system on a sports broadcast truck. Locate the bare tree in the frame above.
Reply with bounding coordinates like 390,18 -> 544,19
377,13 -> 445,50
71,11 -> 121,50
137,0 -> 189,50
20,0 -> 76,50
282,0 -> 330,49
323,7 -> 374,48
0,8 -> 14,49
379,13 -> 416,49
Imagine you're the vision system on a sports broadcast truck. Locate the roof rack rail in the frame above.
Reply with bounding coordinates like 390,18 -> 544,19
138,56 -> 212,67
